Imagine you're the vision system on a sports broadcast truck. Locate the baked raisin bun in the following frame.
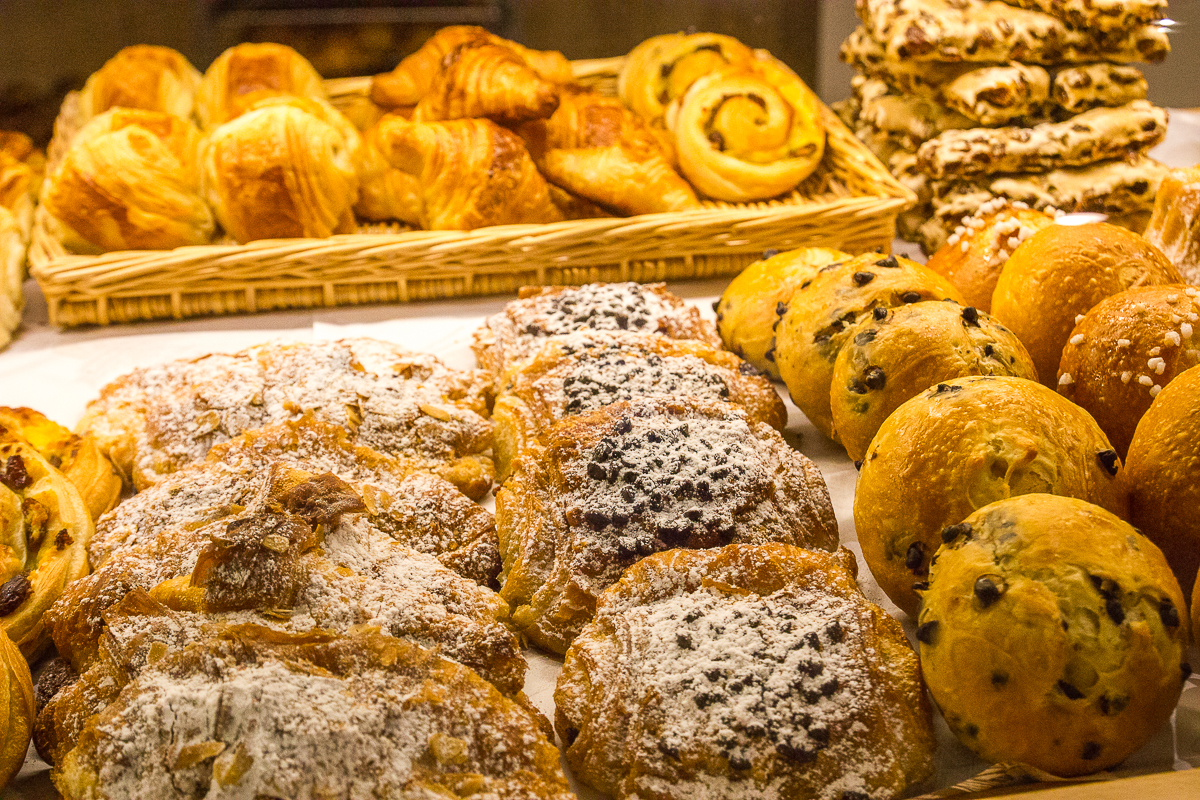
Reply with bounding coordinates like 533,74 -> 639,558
557,544 -> 935,800
496,396 -> 838,654
855,376 -> 1126,618
1057,284 -> 1200,458
831,300 -> 1038,461
926,201 -> 1055,312
991,222 -> 1182,385
715,246 -> 849,379
1123,364 -> 1200,604
775,253 -> 964,442
918,494 -> 1189,777
492,330 -> 785,481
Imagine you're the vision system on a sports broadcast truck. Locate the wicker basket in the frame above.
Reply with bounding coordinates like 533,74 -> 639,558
28,57 -> 915,328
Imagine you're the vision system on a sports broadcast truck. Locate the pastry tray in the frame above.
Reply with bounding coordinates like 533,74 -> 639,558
26,57 -> 915,328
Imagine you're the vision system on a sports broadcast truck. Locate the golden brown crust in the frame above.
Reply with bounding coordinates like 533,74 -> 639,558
491,330 -> 786,481
496,397 -> 838,654
919,494 -> 1188,776
473,282 -> 721,381
831,300 -> 1038,461
354,112 -> 422,224
775,252 -> 964,442
413,42 -> 560,124
0,629 -> 32,786
1143,164 -> 1200,285
716,247 -> 851,380
991,222 -> 1183,385
1123,364 -> 1200,605
1057,285 -> 1200,458
195,42 -> 327,130
556,543 -> 934,800
77,45 -> 201,123
855,375 -> 1127,617
617,33 -> 755,127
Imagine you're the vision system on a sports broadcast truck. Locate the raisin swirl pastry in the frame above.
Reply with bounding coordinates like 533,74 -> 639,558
918,494 -> 1188,777
472,282 -> 720,381
49,629 -> 571,800
77,338 -> 494,498
617,33 -> 756,128
491,330 -> 786,481
557,543 -> 935,800
496,396 -> 838,654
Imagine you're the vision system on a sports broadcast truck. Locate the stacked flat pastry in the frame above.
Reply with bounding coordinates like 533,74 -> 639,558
835,0 -> 1173,251
0,132 -> 44,349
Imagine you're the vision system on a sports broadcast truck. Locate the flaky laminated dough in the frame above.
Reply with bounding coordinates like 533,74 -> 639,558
855,375 -> 1126,617
918,494 -> 1188,776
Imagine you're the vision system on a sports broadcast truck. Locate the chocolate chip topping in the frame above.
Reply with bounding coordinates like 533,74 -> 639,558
852,271 -> 876,287
875,255 -> 899,269
853,329 -> 877,346
916,620 -> 939,645
899,291 -> 922,304
904,541 -> 925,573
558,345 -> 731,417
1081,741 -> 1101,760
1096,449 -> 1119,476
941,522 -> 972,543
973,577 -> 1003,608
1057,680 -> 1085,700
862,366 -> 886,391
872,307 -> 888,321
961,306 -> 980,327
1159,599 -> 1180,628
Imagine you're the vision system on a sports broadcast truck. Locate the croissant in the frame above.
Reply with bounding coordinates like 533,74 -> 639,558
519,90 -> 699,215
371,25 -> 571,109
42,110 -> 212,252
667,56 -> 826,201
618,32 -> 755,127
196,42 -> 326,130
374,117 -> 561,231
356,114 -> 422,224
77,45 -> 201,123
0,153 -> 32,213
200,104 -> 359,243
414,42 -> 559,124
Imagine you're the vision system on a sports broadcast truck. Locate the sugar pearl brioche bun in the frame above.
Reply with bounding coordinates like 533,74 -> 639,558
918,494 -> 1189,777
1123,364 -> 1200,605
991,222 -> 1182,386
926,203 -> 1056,312
0,628 -> 32,786
715,246 -> 850,379
831,300 -> 1038,461
1058,285 -> 1200,458
855,376 -> 1126,618
775,253 -> 964,441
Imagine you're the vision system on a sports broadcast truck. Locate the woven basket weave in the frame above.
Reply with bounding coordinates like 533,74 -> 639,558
28,57 -> 915,328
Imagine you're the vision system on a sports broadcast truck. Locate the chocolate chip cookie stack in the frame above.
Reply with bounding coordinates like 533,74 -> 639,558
836,0 -> 1174,252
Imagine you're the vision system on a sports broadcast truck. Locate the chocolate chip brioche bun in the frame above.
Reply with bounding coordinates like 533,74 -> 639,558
1057,285 -> 1200,458
918,494 -> 1189,777
926,202 -> 1056,312
991,222 -> 1182,386
715,247 -> 849,379
775,253 -> 964,442
854,376 -> 1126,618
831,300 -> 1038,461
1123,364 -> 1200,605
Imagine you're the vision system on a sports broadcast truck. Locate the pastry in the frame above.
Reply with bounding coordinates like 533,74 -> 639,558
0,407 -> 121,523
925,200 -> 1056,311
938,62 -> 1050,125
41,109 -> 212,253
774,252 -> 964,442
557,543 -> 935,800
199,103 -> 359,243
918,493 -> 1188,776
76,338 -> 494,497
0,431 -> 93,657
855,0 -> 1170,64
617,33 -> 756,128
1123,363 -> 1200,603
76,45 -> 201,123
716,247 -> 851,379
855,79 -> 975,150
0,208 -> 22,352
1052,63 -> 1148,114
48,629 -> 570,800
413,42 -> 560,124
371,25 -> 571,110
1005,0 -> 1166,32
0,629 -> 32,787
1143,165 -> 1200,285
195,42 -> 327,129
353,113 -> 422,224
46,464 -> 524,695
667,56 -> 826,202
491,330 -> 786,480
87,415 -> 499,587
496,397 -> 839,653
472,282 -> 721,380
917,101 -> 1168,179
1057,285 -> 1200,458
991,222 -> 1182,384
831,300 -> 1038,461
840,27 -> 982,98
854,375 -> 1127,617
372,116 -> 562,231
518,89 -> 700,215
